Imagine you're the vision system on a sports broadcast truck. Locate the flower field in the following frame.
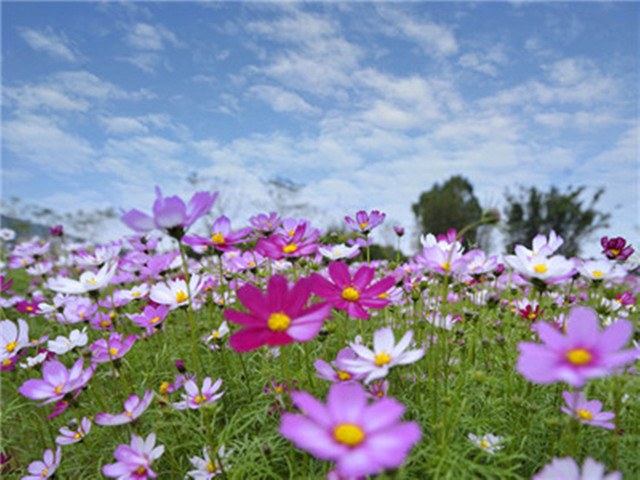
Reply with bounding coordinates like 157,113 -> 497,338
1,188 -> 638,479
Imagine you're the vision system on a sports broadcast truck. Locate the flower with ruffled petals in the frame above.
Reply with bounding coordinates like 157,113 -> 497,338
468,433 -> 503,454
517,307 -> 637,387
224,275 -> 331,352
129,305 -> 170,333
560,391 -> 615,429
314,348 -> 367,383
279,382 -> 421,478
345,210 -> 385,234
150,275 -> 203,310
121,186 -> 218,239
183,215 -> 252,252
311,261 -> 395,319
533,457 -> 621,480
90,332 -> 136,363
172,377 -> 224,410
47,328 -> 88,355
249,212 -> 282,234
601,236 -> 634,261
18,358 -> 95,405
46,262 -> 117,294
186,445 -> 231,480
95,390 -> 154,426
23,446 -> 61,479
1,318 -> 29,361
102,433 -> 164,479
56,417 -> 92,445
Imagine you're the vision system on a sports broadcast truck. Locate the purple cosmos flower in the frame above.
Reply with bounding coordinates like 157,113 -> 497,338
121,186 -> 218,239
393,226 -> 405,237
533,457 -> 621,480
224,275 -> 331,352
250,212 -> 282,234
56,417 -> 92,445
90,332 -> 137,363
314,348 -> 367,383
517,307 -> 638,387
172,377 -> 224,410
0,275 -> 13,293
255,223 -> 320,260
129,305 -> 170,333
311,261 -> 395,319
560,391 -> 615,430
345,210 -> 386,234
49,225 -> 64,237
95,390 -> 154,426
279,382 -> 421,478
24,446 -> 61,480
183,215 -> 253,252
601,236 -> 634,261
18,358 -> 95,405
102,433 -> 164,479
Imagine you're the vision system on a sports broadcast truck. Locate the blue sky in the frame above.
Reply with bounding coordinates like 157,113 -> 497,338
2,1 -> 638,254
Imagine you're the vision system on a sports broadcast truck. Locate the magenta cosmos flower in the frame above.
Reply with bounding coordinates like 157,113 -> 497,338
224,275 -> 332,352
601,236 -> 634,261
517,307 -> 637,387
311,261 -> 395,319
18,358 -> 95,405
279,382 -> 421,478
345,210 -> 386,234
90,332 -> 137,363
560,391 -> 615,430
255,223 -> 320,260
95,390 -> 154,426
24,446 -> 61,480
121,186 -> 217,238
183,215 -> 252,252
102,433 -> 164,479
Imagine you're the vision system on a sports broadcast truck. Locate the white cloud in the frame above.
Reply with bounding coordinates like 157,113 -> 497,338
99,116 -> 149,135
19,27 -> 78,61
458,44 -> 507,77
124,22 -> 180,51
248,85 -> 319,114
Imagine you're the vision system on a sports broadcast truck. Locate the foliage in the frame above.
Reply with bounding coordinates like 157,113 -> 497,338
412,176 -> 483,247
503,185 -> 610,257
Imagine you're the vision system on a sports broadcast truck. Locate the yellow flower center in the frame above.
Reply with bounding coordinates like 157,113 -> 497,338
132,292 -> 141,297
577,409 -> 594,421
342,287 -> 360,302
377,292 -> 389,299
206,461 -> 215,473
283,243 -> 298,253
267,312 -> 291,332
109,311 -> 117,319
610,248 -> 620,256
101,320 -> 111,328
150,316 -> 160,324
137,466 -> 147,475
359,222 -> 369,230
374,352 -> 392,367
274,386 -> 283,394
175,291 -> 188,303
592,270 -> 604,278
159,381 -> 170,394
2,359 -> 12,366
288,230 -> 295,237
22,259 -> 28,265
41,467 -> 49,477
126,411 -> 132,417
534,264 -> 547,274
337,371 -> 351,381
441,262 -> 451,272
55,384 -> 64,394
212,331 -> 220,339
5,341 -> 18,353
480,440 -> 490,449
211,232 -> 225,244
26,306 -> 34,311
528,312 -> 537,320
566,348 -> 592,365
109,347 -> 119,356
87,278 -> 98,284
195,394 -> 207,404
73,431 -> 83,440
334,423 -> 365,446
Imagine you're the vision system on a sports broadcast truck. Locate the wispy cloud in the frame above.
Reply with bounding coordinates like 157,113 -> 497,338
18,27 -> 78,61
248,85 -> 319,114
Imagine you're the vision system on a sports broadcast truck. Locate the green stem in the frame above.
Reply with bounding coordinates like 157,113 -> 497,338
178,241 -> 202,375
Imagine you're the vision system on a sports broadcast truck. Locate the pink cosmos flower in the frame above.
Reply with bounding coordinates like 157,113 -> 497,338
24,446 -> 61,480
560,391 -> 615,430
517,307 -> 638,387
601,236 -> 634,261
102,433 -> 164,479
129,305 -> 170,333
255,223 -> 320,260
18,358 -> 96,405
314,348 -> 367,383
183,215 -> 252,252
311,261 -> 395,319
121,186 -> 218,239
56,417 -> 92,445
250,211 -> 282,234
224,275 -> 332,352
1,318 -> 29,361
172,377 -> 224,410
90,332 -> 137,363
345,210 -> 386,234
533,457 -> 621,480
95,390 -> 154,426
279,382 -> 421,478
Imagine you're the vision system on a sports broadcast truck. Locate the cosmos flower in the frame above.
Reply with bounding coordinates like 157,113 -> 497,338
249,211 -> 282,234
341,327 -> 424,384
46,262 -> 118,294
121,186 -> 218,239
150,275 -> 203,309
224,275 -> 331,352
560,391 -> 615,430
344,210 -> 386,234
577,259 -> 626,282
183,215 -> 252,252
23,446 -> 61,480
56,417 -> 92,445
601,236 -> 634,261
318,244 -> 360,261
468,433 -> 503,454
129,305 -> 170,333
172,377 -> 224,410
90,332 -> 137,363
18,358 -> 96,405
186,445 -> 232,480
47,328 -> 88,355
255,223 -> 320,260
311,261 -> 395,319
279,382 -> 421,478
314,347 -> 367,383
1,318 -> 29,361
102,433 -> 164,479
95,390 -> 154,426
533,457 -> 621,480
517,307 -> 637,387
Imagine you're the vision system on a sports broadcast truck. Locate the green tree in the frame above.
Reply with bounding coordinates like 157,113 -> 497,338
503,185 -> 610,257
411,175 -> 483,247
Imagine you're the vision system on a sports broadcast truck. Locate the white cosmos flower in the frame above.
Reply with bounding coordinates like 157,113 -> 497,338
1,318 -> 30,361
150,275 -> 203,309
578,259 -> 626,281
47,328 -> 88,355
342,326 -> 424,384
318,243 -> 360,260
468,433 -> 504,454
186,445 -> 232,480
46,262 -> 118,294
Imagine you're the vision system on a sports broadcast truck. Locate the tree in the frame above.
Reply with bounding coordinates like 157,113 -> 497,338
412,175 -> 483,247
503,185 -> 610,257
